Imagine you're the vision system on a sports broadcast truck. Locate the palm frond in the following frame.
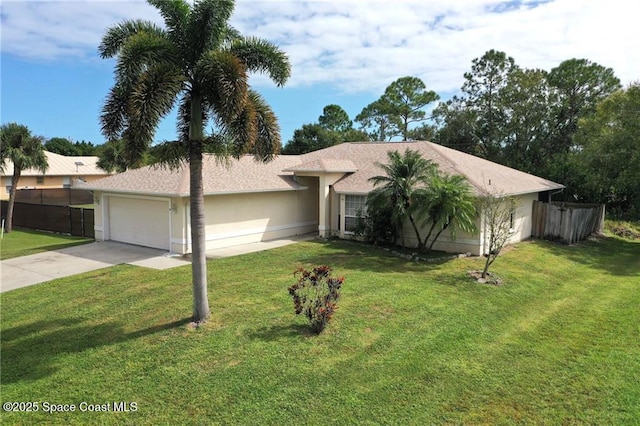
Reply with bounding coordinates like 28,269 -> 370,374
246,90 -> 281,162
123,63 -> 185,164
98,19 -> 164,59
148,140 -> 188,171
100,82 -> 130,141
198,50 -> 248,123
186,0 -> 234,64
115,31 -> 178,82
225,97 -> 258,159
147,0 -> 189,44
230,36 -> 291,86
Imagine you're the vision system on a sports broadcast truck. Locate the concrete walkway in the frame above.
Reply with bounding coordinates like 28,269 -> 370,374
205,233 -> 316,259
1,234 -> 316,293
1,241 -> 190,293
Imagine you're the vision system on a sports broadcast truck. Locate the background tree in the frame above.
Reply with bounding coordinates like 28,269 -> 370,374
356,76 -> 439,141
499,68 -> 556,174
74,140 -> 98,156
355,98 -> 395,141
96,139 -> 130,173
0,123 -> 48,233
318,104 -> 352,134
99,0 -> 290,323
44,138 -> 98,156
433,96 -> 479,155
461,49 -> 518,161
367,149 -> 437,248
283,104 -> 368,154
45,137 -> 77,156
419,173 -> 477,251
281,124 -> 340,154
383,76 -> 439,140
478,193 -> 517,279
545,58 -> 621,188
572,83 -> 640,219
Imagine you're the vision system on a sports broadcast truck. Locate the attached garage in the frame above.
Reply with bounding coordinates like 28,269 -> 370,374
107,196 -> 170,250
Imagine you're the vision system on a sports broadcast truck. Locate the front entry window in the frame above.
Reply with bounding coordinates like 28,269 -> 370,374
344,194 -> 366,233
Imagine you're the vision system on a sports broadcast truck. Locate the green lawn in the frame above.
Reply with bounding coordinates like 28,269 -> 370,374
0,228 -> 93,260
1,235 -> 638,424
0,229 -> 93,260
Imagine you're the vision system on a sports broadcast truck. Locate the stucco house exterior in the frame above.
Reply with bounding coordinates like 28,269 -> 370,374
84,141 -> 564,256
1,150 -> 112,200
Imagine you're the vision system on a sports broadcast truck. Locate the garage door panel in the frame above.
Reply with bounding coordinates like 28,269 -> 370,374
109,197 -> 169,250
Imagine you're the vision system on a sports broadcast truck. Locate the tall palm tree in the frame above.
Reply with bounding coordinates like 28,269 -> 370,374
0,123 -> 48,233
367,149 -> 437,248
420,173 -> 477,251
99,0 -> 290,323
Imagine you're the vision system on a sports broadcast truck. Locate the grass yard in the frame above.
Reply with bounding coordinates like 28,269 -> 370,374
1,235 -> 639,424
0,228 -> 93,260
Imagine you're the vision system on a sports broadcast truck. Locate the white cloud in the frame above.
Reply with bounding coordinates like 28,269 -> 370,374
2,0 -> 637,93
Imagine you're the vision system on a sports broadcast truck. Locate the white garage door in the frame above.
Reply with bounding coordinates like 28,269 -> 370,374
108,197 -> 169,250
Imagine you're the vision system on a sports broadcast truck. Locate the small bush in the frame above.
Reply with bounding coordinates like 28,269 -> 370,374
353,207 -> 396,245
288,266 -> 344,334
606,221 -> 640,240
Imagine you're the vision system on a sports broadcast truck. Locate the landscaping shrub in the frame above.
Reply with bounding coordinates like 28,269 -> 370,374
606,221 -> 640,240
288,266 -> 344,334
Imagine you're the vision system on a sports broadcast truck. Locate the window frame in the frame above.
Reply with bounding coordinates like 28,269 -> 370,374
344,194 -> 367,234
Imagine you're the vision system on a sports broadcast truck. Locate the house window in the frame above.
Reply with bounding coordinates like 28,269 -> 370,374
344,194 -> 367,233
36,176 -> 44,184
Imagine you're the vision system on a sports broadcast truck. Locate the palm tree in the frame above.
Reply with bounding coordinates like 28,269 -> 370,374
420,173 -> 477,251
367,149 -> 437,248
96,139 -> 129,173
99,0 -> 290,323
0,123 -> 48,233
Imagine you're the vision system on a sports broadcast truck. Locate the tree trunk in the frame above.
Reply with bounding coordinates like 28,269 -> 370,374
5,169 -> 21,233
428,221 -> 450,251
408,214 -> 423,250
189,94 -> 210,323
481,254 -> 492,279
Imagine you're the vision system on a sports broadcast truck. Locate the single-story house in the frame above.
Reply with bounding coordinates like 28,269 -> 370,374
1,150 -> 112,200
84,141 -> 564,256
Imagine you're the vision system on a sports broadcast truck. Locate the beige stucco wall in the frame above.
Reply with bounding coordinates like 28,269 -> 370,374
334,192 -> 540,256
95,184 -> 318,254
1,175 -> 109,199
201,186 -> 318,251
507,192 -> 537,244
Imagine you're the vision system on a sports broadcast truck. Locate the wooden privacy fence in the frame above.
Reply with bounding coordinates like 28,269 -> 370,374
1,201 -> 95,238
532,201 -> 605,244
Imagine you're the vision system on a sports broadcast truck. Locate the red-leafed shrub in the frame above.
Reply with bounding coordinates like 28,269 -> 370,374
288,266 -> 344,334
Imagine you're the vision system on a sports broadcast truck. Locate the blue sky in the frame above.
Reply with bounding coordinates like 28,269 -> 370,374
1,0 -> 637,148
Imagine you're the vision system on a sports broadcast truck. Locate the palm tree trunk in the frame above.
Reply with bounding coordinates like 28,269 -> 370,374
189,94 -> 210,323
427,221 -> 450,251
407,214 -> 423,250
5,170 -> 21,233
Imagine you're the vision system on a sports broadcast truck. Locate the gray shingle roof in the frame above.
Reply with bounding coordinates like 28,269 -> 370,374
83,154 -> 307,196
83,141 -> 564,197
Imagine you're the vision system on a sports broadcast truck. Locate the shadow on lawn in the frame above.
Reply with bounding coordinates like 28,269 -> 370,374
541,236 -> 640,277
302,240 -> 454,273
249,323 -> 311,341
1,317 -> 191,384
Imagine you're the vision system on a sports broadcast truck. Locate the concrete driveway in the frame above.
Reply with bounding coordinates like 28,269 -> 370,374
1,241 -> 190,293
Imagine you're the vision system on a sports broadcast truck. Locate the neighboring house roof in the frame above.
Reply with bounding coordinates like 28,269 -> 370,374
1,151 -> 108,177
84,141 -> 564,197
